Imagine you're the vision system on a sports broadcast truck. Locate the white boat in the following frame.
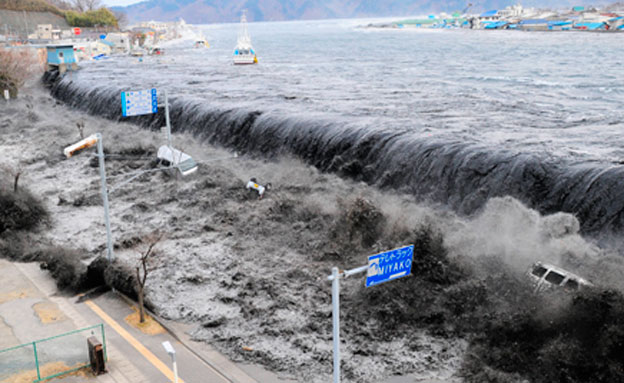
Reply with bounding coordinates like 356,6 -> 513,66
194,32 -> 210,48
233,12 -> 258,65
195,39 -> 209,48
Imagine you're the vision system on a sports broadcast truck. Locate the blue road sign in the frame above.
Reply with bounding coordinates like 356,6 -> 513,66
121,88 -> 158,117
365,245 -> 414,287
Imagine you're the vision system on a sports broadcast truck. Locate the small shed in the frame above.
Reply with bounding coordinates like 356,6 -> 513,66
46,45 -> 78,74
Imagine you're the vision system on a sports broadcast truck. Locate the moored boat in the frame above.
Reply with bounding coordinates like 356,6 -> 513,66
233,12 -> 258,65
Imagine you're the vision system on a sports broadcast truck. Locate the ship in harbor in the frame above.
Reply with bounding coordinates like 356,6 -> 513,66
233,12 -> 258,65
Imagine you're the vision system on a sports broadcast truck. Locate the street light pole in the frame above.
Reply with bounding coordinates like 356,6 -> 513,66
172,353 -> 179,383
96,133 -> 113,262
162,341 -> 179,383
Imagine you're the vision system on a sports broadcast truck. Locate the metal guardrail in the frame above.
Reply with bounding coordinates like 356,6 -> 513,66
0,323 -> 106,382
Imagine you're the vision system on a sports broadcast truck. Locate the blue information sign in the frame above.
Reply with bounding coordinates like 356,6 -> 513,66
366,245 -> 414,287
121,88 -> 158,117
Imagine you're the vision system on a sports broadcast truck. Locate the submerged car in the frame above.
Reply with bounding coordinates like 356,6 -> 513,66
527,261 -> 592,293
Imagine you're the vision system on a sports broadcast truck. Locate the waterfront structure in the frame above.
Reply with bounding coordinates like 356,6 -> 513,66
46,44 -> 77,74
369,2 -> 623,32
104,32 -> 131,54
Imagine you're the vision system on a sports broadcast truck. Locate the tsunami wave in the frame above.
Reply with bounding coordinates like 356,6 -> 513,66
45,71 -> 624,236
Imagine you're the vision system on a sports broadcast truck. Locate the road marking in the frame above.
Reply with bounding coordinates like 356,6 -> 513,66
85,299 -> 185,383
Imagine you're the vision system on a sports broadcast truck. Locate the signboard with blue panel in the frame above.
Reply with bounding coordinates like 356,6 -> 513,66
365,245 -> 414,287
121,89 -> 158,117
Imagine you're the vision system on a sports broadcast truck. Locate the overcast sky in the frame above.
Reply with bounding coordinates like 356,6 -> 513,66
101,0 -> 144,6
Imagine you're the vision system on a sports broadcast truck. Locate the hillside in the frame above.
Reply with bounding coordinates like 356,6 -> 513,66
0,0 -> 63,16
0,9 -> 69,37
112,0 -> 614,23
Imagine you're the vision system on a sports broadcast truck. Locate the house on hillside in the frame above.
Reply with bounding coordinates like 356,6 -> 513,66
0,9 -> 69,40
36,24 -> 52,39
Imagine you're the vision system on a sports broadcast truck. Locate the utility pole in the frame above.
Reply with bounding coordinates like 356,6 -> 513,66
22,10 -> 29,41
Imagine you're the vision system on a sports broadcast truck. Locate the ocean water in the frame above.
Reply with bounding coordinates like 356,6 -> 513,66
51,19 -> 624,234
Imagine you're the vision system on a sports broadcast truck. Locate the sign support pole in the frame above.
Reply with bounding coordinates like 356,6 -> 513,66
328,265 -> 367,383
327,245 -> 412,383
164,89 -> 172,148
96,133 -> 113,262
331,266 -> 340,383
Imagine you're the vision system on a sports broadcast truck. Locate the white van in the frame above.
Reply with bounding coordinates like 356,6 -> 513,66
527,262 -> 592,293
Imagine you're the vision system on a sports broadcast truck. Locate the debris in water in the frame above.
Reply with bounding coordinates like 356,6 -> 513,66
63,134 -> 98,158
157,145 -> 198,176
246,177 -> 271,199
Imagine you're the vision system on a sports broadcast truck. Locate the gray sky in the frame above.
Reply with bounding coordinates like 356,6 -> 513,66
101,0 -> 144,6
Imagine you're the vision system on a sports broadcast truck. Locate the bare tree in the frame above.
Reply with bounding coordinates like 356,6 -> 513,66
46,0 -> 74,10
1,162 -> 24,193
112,10 -> 129,29
12,167 -> 21,193
76,120 -> 85,139
0,47 -> 39,98
72,0 -> 102,12
135,233 -> 162,323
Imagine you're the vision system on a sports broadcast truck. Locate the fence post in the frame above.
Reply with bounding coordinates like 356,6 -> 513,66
33,341 -> 41,381
101,323 -> 108,362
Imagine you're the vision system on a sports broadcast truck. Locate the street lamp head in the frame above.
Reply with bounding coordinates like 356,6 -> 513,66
162,341 -> 176,356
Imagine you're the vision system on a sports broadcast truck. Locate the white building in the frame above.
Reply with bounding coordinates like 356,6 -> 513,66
105,32 -> 131,54
37,24 -> 52,39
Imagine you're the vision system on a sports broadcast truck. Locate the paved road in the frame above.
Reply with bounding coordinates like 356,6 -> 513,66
0,259 -> 259,383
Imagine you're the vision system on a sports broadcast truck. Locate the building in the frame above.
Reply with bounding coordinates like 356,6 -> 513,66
36,24 -> 52,39
104,32 -> 131,54
46,45 -> 78,74
479,10 -> 500,22
0,9 -> 70,41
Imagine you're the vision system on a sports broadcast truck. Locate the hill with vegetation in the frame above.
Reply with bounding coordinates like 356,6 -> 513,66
0,0 -> 64,16
0,0 -> 118,29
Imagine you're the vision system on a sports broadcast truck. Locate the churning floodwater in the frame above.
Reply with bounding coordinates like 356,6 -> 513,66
49,19 -> 624,234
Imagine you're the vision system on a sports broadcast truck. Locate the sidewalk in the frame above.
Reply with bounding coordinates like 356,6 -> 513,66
0,259 -> 296,383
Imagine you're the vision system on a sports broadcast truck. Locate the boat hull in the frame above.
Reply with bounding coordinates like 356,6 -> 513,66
233,55 -> 257,65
